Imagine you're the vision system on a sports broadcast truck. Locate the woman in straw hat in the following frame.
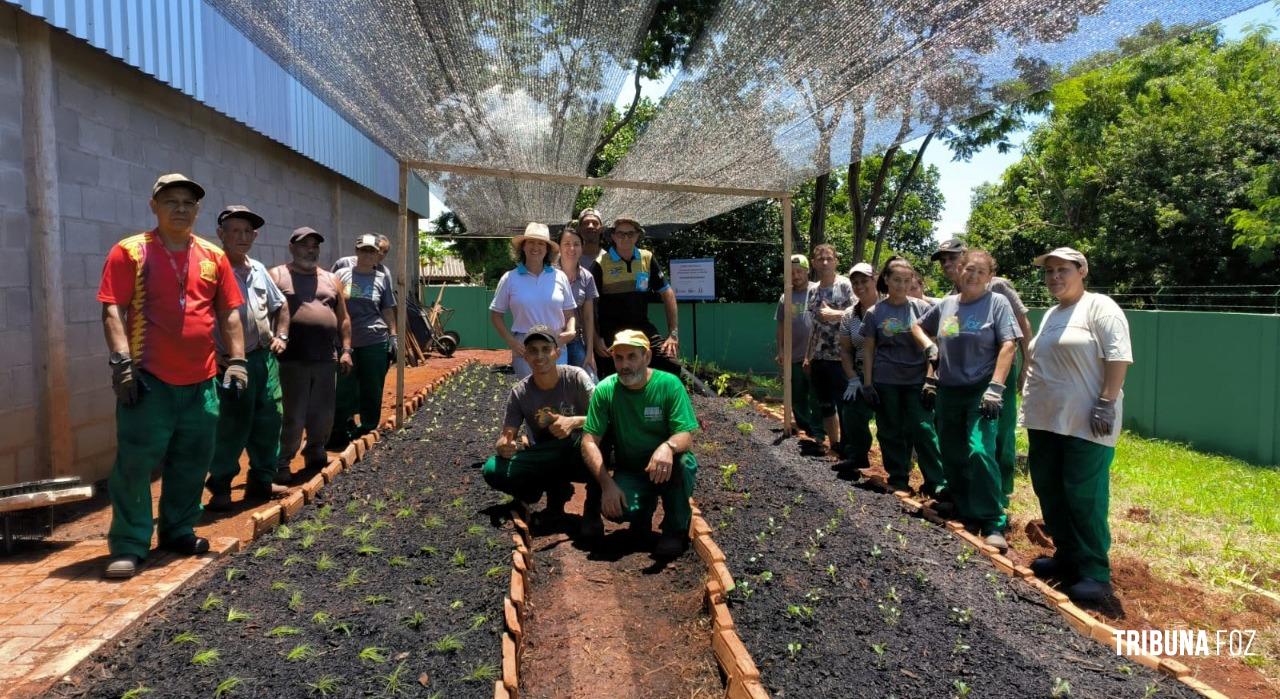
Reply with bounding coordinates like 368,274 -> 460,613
489,223 -> 578,379
1022,247 -> 1132,603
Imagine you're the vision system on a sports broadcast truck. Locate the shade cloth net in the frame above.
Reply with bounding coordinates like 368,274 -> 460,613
206,0 -> 656,234
206,0 -> 1261,232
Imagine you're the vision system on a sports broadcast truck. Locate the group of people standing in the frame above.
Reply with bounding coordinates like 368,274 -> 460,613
97,173 -> 398,578
482,210 -> 696,557
778,239 -> 1132,602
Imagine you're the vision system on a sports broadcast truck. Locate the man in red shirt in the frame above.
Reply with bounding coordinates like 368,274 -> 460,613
97,174 -> 247,578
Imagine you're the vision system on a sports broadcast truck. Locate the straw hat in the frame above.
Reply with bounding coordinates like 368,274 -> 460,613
511,222 -> 558,256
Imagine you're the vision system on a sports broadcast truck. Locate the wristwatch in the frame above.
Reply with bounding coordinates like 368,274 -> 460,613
664,439 -> 680,453
108,351 -> 131,366
342,347 -> 353,356
276,334 -> 289,343
669,329 -> 679,339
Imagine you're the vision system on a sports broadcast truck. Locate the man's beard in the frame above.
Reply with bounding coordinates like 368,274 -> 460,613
617,368 -> 645,387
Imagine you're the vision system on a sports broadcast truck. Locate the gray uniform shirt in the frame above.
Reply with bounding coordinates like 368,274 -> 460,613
217,257 -> 284,357
860,297 -> 933,385
774,284 -> 813,362
918,292 -> 1022,387
558,264 -> 599,343
503,365 -> 595,444
335,267 -> 397,348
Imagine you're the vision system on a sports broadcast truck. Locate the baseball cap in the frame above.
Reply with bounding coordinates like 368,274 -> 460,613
578,208 -> 603,224
849,262 -> 875,278
611,215 -> 645,236
523,325 -> 558,346
1033,247 -> 1089,274
217,205 -> 264,229
355,233 -> 380,251
152,173 -> 205,201
289,227 -> 325,244
930,238 -> 967,261
790,254 -> 810,270
608,330 -> 650,352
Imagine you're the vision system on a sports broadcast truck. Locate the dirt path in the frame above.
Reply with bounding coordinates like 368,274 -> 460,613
519,485 -> 721,699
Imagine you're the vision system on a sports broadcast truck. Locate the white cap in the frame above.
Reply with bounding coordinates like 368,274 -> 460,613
848,262 -> 875,278
1033,247 -> 1088,275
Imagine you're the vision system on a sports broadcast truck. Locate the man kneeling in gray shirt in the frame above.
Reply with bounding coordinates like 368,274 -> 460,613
482,325 -> 603,537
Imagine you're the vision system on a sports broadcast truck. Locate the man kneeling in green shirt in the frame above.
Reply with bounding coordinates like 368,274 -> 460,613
482,325 -> 601,536
582,330 -> 699,558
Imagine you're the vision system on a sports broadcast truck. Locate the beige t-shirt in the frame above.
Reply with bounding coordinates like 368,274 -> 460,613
1022,293 -> 1133,447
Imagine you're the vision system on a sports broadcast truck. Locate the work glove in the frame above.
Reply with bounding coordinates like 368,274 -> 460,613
1090,397 -> 1116,437
222,357 -> 250,400
861,383 -> 880,409
387,336 -> 398,366
979,381 -> 1004,420
921,376 -> 938,411
110,356 -> 141,406
923,343 -> 939,364
842,380 -> 861,403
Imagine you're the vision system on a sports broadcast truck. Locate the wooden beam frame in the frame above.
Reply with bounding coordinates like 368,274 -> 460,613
395,163 -> 409,428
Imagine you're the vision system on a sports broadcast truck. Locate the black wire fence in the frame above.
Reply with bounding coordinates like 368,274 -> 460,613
1019,285 -> 1280,314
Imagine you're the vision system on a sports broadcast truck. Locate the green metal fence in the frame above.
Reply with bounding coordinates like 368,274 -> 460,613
426,286 -> 1280,465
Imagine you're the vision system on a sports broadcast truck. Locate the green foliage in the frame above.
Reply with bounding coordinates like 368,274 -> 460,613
213,677 -> 241,698
966,27 -> 1280,292
191,648 -> 220,666
267,626 -> 302,638
286,644 -> 318,662
305,675 -> 341,697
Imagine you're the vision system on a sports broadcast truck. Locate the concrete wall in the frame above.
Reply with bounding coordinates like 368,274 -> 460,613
0,5 -> 422,487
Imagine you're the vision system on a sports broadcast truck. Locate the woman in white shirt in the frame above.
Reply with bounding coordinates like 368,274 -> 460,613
489,223 -> 577,380
1022,247 -> 1132,603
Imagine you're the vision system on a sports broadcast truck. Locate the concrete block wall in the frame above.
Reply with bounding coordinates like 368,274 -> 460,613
0,5 -> 421,487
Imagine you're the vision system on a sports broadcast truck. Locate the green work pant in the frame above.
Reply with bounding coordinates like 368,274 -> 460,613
874,383 -> 946,495
335,342 -> 389,438
839,395 -> 874,464
936,381 -> 1006,535
996,354 -> 1021,498
108,373 -> 219,559
789,362 -> 825,440
1027,429 -> 1114,582
610,453 -> 698,535
483,436 -> 593,507
207,349 -> 283,495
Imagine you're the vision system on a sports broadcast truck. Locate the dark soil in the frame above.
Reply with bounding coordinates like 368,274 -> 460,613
45,365 -> 517,699
690,394 -> 1200,699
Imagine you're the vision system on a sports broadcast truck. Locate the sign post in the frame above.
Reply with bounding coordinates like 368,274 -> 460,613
668,258 -> 715,363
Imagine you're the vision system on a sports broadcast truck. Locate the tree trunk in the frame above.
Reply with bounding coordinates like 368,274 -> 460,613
854,146 -> 898,262
872,132 -> 935,266
809,172 -> 829,251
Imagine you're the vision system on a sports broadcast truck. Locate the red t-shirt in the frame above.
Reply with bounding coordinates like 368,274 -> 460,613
97,231 -> 243,385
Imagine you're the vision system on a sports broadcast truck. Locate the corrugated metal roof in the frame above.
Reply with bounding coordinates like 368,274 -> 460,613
420,256 -> 468,281
6,0 -> 431,215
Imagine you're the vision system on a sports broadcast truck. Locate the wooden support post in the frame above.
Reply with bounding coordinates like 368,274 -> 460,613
396,163 -> 408,428
781,196 -> 793,433
18,14 -> 72,478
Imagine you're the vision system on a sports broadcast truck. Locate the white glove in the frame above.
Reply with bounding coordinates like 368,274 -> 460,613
842,380 -> 861,402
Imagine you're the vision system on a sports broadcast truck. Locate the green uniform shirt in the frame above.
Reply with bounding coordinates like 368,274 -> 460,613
584,370 -> 698,471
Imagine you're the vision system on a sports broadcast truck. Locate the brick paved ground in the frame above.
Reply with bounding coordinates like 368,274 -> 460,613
0,350 -> 507,698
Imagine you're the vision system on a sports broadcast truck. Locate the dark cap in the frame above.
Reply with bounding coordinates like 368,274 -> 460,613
523,325 -> 558,346
152,173 -> 205,200
289,227 -> 325,244
355,233 -> 380,251
217,205 -> 265,229
930,238 -> 967,261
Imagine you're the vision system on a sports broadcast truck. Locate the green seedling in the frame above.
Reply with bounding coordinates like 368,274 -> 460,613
310,611 -> 332,625
736,579 -> 754,600
422,515 -> 443,529
953,679 -> 972,699
449,496 -> 465,509
826,564 -> 837,582
468,614 -> 489,631
226,608 -> 251,623
757,571 -> 773,584
304,675 -> 341,697
170,631 -> 201,645
403,611 -> 427,630
419,545 -> 438,556
201,593 -> 223,611
1142,683 -> 1159,698
720,463 -> 739,489
387,555 -> 410,567
364,595 -> 391,605
449,600 -> 464,610
395,507 -> 414,519
451,549 -> 467,568
1051,678 -> 1072,697
950,607 -> 973,626
380,661 -> 410,696
289,591 -> 304,612
466,524 -> 486,536
286,644 -> 317,662
337,568 -> 366,589
284,554 -> 305,567
275,524 -> 293,540
736,422 -> 754,435
884,586 -> 900,603
372,499 -> 388,513
355,543 -> 383,556
270,581 -> 290,592
785,604 -> 815,621
871,643 -> 886,657
484,565 -> 506,578
1116,664 -> 1134,676
191,648 -> 220,666
267,625 -> 302,638
330,622 -> 353,636
225,568 -> 242,582
995,590 -> 1007,602
731,397 -> 749,410
418,575 -> 438,586
955,548 -> 974,566
430,634 -> 463,654
870,544 -> 882,559
299,534 -> 316,550
953,637 -> 971,655
878,602 -> 901,626
213,677 -> 242,698
253,546 -> 275,559
786,642 -> 802,660
358,646 -> 388,663
390,490 -> 405,502
315,553 -> 335,572
461,663 -> 499,682
120,685 -> 152,699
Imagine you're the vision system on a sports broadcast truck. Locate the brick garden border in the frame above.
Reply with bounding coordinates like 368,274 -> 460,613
741,397 -> 1233,699
493,501 -> 532,699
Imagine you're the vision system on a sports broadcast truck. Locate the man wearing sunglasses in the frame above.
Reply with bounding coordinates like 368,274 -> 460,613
588,216 -> 681,378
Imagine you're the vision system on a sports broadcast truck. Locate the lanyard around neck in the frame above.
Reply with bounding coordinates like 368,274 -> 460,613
162,239 -> 192,309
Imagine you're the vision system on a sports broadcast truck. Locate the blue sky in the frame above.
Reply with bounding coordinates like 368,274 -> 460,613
429,3 -> 1277,229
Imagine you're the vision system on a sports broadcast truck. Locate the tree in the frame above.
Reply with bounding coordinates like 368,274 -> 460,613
964,27 -> 1280,294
